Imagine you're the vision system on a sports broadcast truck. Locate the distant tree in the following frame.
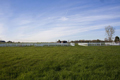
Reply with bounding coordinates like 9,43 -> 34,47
96,39 -> 101,42
58,40 -> 61,42
7,41 -> 13,43
104,38 -> 108,42
71,41 -> 73,43
105,25 -> 115,41
57,40 -> 61,43
114,36 -> 119,42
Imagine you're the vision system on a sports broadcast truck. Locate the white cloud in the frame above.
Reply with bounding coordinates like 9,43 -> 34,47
0,24 -> 3,33
14,27 -> 72,42
0,23 -> 6,40
11,15 -> 33,26
59,17 -> 68,21
0,23 -> 5,34
67,14 -> 120,23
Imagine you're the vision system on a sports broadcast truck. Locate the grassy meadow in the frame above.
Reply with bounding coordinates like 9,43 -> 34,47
0,46 -> 120,80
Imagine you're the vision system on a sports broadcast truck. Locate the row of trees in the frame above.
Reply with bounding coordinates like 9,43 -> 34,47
70,37 -> 119,43
71,25 -> 119,43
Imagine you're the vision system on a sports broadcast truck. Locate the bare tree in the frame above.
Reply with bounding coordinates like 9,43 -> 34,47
105,25 -> 115,41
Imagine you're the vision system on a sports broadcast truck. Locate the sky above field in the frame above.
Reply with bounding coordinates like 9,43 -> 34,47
0,0 -> 120,42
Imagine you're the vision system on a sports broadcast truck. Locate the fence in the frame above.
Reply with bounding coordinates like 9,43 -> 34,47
78,43 -> 88,46
105,42 -> 120,46
78,42 -> 120,46
2,42 -> 119,47
0,43 -> 75,47
70,43 -> 75,46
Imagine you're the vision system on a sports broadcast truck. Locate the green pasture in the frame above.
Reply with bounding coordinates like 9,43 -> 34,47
0,46 -> 120,80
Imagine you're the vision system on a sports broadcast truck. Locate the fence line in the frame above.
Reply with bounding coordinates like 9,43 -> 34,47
78,42 -> 120,46
2,42 -> 120,47
0,43 -> 75,47
78,43 -> 88,46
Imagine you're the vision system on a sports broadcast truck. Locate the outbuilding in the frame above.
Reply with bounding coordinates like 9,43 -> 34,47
0,40 -> 6,43
61,41 -> 67,43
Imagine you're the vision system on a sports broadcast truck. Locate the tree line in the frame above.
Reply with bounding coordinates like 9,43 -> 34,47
71,25 -> 119,43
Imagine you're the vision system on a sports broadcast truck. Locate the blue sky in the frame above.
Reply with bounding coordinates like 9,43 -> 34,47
0,0 -> 120,42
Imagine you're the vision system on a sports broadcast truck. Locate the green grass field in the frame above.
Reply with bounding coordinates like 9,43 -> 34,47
0,46 -> 120,80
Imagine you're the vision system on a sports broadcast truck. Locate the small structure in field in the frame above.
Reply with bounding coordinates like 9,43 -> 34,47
57,40 -> 67,43
61,41 -> 67,43
0,40 -> 6,43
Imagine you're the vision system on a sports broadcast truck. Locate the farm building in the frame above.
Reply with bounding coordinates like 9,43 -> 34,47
0,40 -> 6,43
57,40 -> 67,43
61,41 -> 67,43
